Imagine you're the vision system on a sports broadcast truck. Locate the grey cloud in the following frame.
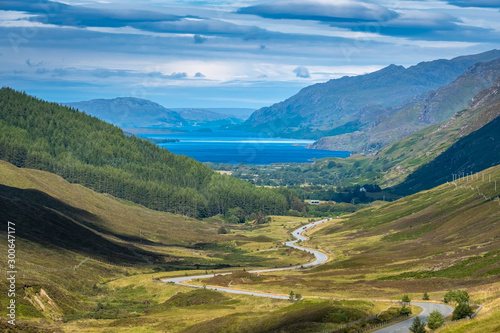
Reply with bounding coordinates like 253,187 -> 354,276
26,59 -> 43,67
133,19 -> 270,40
293,66 -> 310,78
35,67 -> 48,74
194,34 -> 207,44
237,1 -> 397,23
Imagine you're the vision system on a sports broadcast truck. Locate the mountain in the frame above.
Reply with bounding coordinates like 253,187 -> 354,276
0,88 -> 290,218
388,80 -> 500,195
309,162 -> 500,296
173,108 -> 246,127
226,78 -> 500,194
65,97 -> 187,128
310,57 -> 500,154
242,49 -> 500,140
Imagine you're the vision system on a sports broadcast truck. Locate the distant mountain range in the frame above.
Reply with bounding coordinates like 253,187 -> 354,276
171,108 -> 254,127
311,57 -> 500,154
241,49 -> 500,152
65,99 -> 254,129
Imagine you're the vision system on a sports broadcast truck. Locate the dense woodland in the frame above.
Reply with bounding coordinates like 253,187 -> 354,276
0,88 -> 293,218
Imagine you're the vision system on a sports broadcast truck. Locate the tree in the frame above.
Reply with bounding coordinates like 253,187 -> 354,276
423,292 -> 430,300
452,303 -> 473,320
402,294 -> 411,304
295,293 -> 302,301
409,316 -> 426,333
427,309 -> 445,330
398,304 -> 412,316
444,290 -> 469,304
289,290 -> 295,302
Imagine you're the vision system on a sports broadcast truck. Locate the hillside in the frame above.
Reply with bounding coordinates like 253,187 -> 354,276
218,163 -> 500,301
242,49 -> 500,140
310,57 -> 500,154
0,160 -> 316,330
65,97 -> 187,128
374,77 -> 500,193
0,88 -> 291,218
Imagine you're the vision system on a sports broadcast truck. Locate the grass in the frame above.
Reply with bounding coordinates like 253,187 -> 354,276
2,160 -> 500,332
218,164 -> 500,301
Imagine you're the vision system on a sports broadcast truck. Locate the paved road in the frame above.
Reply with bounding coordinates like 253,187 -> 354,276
162,218 -> 332,296
372,302 -> 454,333
163,219 -> 454,333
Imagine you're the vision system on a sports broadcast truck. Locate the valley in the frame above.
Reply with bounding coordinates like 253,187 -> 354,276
2,14 -> 500,330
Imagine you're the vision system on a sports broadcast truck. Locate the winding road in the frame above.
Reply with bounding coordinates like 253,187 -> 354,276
163,218 -> 332,298
163,218 -> 454,332
373,302 -> 454,333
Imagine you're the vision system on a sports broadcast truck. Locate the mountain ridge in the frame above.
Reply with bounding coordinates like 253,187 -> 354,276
310,57 -> 500,154
242,49 -> 500,142
65,97 -> 187,128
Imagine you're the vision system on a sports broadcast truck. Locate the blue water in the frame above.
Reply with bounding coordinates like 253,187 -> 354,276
142,130 -> 349,165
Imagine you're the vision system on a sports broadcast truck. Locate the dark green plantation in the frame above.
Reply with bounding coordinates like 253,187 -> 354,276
0,88 -> 292,218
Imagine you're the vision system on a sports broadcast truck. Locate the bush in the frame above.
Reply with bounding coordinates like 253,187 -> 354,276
402,294 -> 411,303
452,303 -> 473,320
398,305 -> 412,316
409,316 -> 426,333
423,292 -> 430,300
427,309 -> 445,329
444,290 -> 469,304
217,226 -> 228,234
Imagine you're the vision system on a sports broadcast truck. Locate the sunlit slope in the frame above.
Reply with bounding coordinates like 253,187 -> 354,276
303,164 -> 500,296
0,160 -> 219,245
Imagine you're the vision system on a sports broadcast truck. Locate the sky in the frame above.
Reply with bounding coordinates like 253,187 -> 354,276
1,0 -> 500,109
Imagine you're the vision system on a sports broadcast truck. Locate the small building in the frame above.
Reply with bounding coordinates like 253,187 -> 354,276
309,200 -> 320,204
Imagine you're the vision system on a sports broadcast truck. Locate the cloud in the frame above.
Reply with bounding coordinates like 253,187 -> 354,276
26,59 -> 43,67
133,18 -> 271,40
237,0 -> 397,23
3,0 -> 272,41
194,34 -> 207,44
293,66 -> 310,78
446,0 -> 500,8
194,72 -> 206,78
342,10 -> 498,42
1,0 -> 182,29
35,67 -> 48,74
236,0 -> 499,42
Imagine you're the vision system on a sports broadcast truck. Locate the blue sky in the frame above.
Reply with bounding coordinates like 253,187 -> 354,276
1,0 -> 499,109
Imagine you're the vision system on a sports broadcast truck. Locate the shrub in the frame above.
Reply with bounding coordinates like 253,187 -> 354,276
427,309 -> 445,329
452,303 -> 473,320
402,294 -> 411,303
409,316 -> 426,333
398,305 -> 412,316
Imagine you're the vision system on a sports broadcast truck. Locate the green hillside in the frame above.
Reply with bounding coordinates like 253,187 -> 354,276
0,160 -> 316,330
0,88 -> 290,218
219,163 -> 500,302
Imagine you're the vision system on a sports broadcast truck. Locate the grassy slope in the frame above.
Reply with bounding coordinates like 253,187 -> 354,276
309,164 -> 500,293
216,164 -> 500,300
0,161 -> 313,330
